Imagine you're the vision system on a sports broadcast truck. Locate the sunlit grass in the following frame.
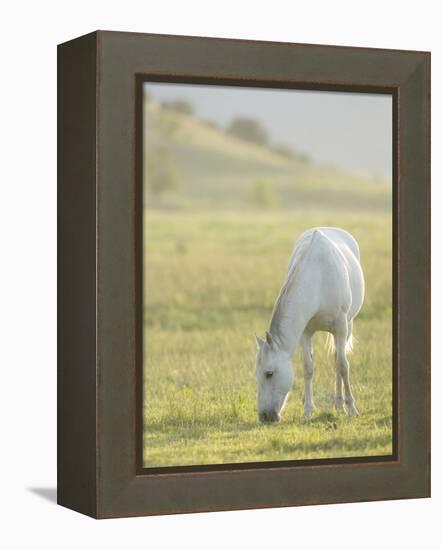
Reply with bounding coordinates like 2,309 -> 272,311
143,211 -> 392,467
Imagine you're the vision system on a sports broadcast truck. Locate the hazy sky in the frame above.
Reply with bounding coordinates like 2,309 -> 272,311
144,82 -> 392,180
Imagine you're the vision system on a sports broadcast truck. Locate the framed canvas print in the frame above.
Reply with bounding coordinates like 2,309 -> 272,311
58,31 -> 430,518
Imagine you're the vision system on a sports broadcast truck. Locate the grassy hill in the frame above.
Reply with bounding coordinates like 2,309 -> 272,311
143,99 -> 391,212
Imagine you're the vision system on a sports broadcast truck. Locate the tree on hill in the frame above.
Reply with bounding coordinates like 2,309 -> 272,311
271,143 -> 311,163
250,179 -> 279,208
162,99 -> 194,115
227,117 -> 268,146
145,109 -> 181,199
148,146 -> 179,198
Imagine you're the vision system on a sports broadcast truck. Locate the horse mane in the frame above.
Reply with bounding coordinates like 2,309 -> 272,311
269,230 -> 321,336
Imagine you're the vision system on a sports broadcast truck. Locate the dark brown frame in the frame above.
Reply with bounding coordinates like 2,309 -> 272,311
58,30 -> 430,519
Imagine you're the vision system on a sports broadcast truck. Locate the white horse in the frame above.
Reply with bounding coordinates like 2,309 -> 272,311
255,227 -> 365,423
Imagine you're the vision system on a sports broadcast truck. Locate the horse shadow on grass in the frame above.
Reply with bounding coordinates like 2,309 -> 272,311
277,432 -> 393,455
145,417 -> 261,442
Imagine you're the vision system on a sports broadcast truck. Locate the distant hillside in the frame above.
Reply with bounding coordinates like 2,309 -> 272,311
143,100 -> 391,212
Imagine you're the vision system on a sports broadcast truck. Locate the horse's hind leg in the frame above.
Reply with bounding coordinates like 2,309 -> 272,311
301,331 -> 315,419
335,365 -> 345,412
334,319 -> 358,417
335,320 -> 352,411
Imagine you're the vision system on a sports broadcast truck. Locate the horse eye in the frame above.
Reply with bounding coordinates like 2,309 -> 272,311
265,371 -> 274,379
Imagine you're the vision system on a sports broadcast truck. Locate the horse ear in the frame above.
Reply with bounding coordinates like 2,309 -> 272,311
266,331 -> 275,348
255,335 -> 265,350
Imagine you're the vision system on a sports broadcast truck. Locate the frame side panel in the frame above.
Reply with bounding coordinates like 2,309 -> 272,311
396,54 -> 431,494
57,32 -> 98,518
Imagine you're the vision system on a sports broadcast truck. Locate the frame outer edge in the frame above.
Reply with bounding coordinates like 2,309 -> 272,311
57,31 -> 99,518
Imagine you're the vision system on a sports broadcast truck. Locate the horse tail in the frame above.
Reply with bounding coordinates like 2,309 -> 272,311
326,333 -> 335,355
345,333 -> 354,354
326,332 -> 354,355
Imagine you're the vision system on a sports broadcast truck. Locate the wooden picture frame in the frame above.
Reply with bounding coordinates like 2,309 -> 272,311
58,30 -> 430,518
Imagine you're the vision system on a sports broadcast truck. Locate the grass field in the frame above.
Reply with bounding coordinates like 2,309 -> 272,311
143,211 -> 393,467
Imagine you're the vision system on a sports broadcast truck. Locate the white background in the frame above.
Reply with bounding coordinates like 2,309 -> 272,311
0,1 -> 438,548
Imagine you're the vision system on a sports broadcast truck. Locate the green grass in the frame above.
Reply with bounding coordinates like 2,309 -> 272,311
143,211 -> 393,467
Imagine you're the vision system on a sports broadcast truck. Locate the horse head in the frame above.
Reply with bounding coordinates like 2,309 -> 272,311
254,331 -> 294,423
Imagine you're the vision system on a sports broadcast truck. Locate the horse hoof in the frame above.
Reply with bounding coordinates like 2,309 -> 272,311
346,404 -> 359,417
303,406 -> 315,419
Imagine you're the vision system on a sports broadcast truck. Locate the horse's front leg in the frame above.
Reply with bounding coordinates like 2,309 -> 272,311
301,332 -> 315,419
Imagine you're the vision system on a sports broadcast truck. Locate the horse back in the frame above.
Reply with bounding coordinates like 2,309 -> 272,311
294,227 -> 365,321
